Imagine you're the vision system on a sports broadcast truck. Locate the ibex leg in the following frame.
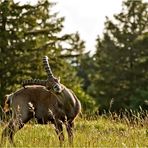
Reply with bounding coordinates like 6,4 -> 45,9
1,117 -> 24,146
54,119 -> 64,146
66,120 -> 74,145
1,111 -> 31,146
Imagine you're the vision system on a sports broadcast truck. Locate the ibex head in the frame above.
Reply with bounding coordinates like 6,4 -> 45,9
42,56 -> 63,93
22,56 -> 63,93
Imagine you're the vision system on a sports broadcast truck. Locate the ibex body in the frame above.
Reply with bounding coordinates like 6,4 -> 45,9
1,85 -> 81,146
1,55 -> 81,146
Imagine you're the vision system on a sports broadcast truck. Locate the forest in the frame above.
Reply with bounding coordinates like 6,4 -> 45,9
0,0 -> 148,115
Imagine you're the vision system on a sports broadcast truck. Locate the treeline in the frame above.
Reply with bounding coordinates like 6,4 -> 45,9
0,0 -> 148,114
0,0 -> 96,114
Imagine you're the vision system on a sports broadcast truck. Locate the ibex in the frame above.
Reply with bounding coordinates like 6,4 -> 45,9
1,56 -> 81,146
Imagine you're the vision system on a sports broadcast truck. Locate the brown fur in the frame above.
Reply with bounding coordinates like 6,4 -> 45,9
1,85 -> 81,146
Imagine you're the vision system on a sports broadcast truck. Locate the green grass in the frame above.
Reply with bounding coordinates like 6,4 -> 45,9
0,115 -> 148,147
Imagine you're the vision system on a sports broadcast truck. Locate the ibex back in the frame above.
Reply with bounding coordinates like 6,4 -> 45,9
1,85 -> 81,146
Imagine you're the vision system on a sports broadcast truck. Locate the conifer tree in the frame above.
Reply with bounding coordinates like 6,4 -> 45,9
88,0 -> 148,111
0,0 -> 67,99
0,0 -> 97,113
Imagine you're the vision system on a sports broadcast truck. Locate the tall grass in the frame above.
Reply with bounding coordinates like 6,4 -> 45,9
0,110 -> 148,147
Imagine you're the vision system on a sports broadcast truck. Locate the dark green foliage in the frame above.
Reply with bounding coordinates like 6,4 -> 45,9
0,0 -> 64,101
0,0 -> 96,114
87,0 -> 148,111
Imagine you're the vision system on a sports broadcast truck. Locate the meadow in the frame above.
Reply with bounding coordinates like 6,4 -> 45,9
0,112 -> 148,147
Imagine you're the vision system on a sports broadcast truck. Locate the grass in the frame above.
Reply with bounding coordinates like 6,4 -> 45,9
0,114 -> 148,147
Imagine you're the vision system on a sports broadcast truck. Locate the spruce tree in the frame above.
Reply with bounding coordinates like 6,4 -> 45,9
88,0 -> 148,111
0,0 -> 97,113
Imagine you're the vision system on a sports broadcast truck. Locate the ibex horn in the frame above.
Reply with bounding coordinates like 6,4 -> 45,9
22,79 -> 47,87
43,56 -> 54,79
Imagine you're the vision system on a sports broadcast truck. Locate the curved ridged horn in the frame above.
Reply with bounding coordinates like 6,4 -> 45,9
22,79 -> 47,87
43,56 -> 54,79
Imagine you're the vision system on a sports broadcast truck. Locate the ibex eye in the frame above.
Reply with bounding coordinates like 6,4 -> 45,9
53,84 -> 59,90
53,84 -> 62,93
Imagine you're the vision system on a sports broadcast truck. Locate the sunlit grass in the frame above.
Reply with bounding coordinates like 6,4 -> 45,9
0,114 -> 148,147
